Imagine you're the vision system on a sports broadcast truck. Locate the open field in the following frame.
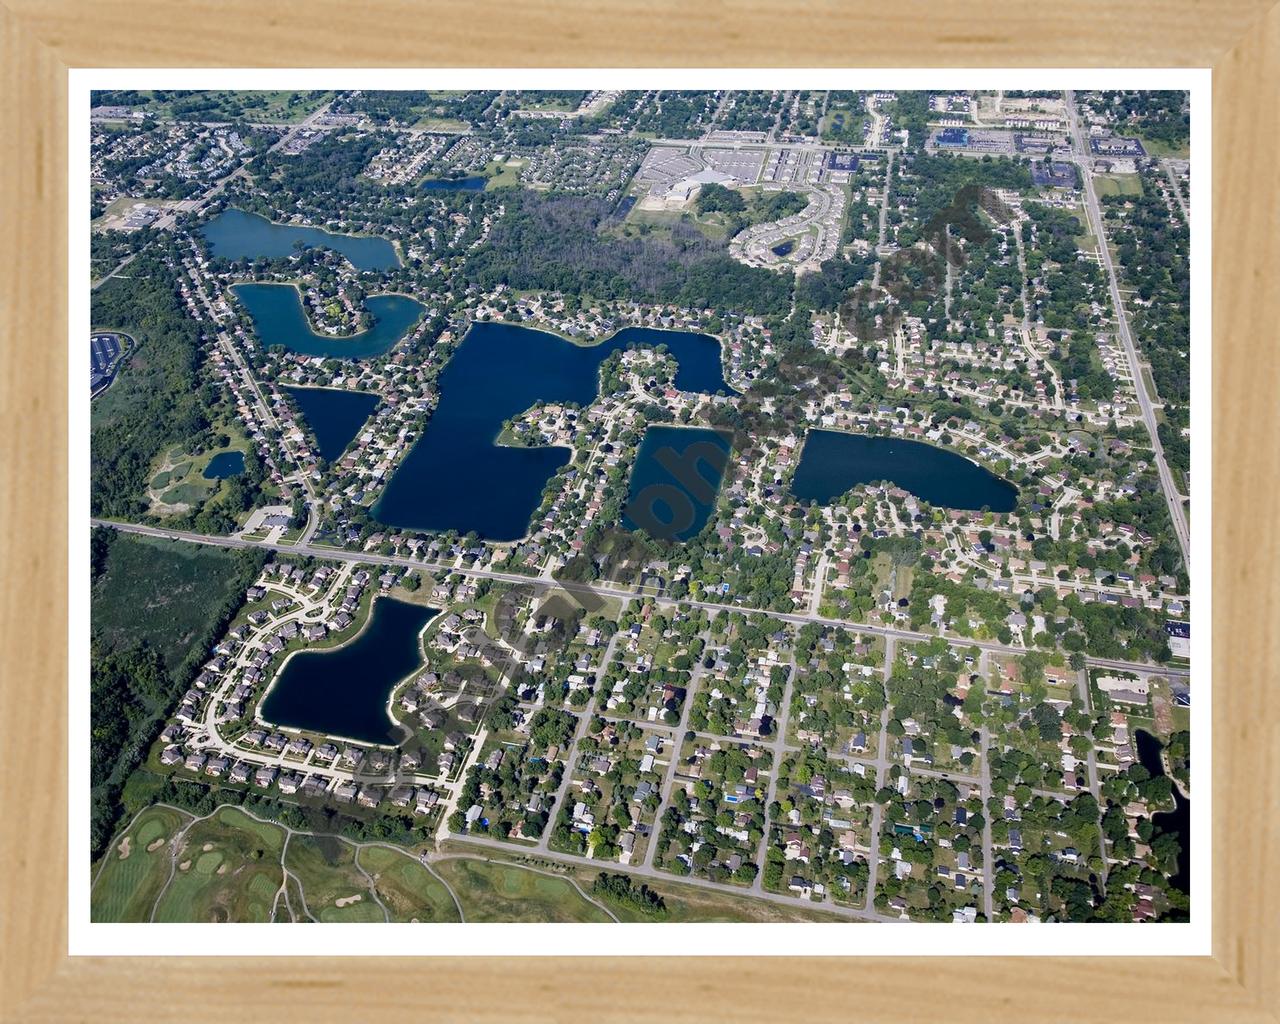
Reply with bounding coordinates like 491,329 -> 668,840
1094,174 -> 1144,198
357,846 -> 461,922
595,870 -> 849,923
91,532 -> 249,669
438,844 -> 848,923
433,857 -> 613,923
1135,134 -> 1189,159
99,89 -> 332,124
483,157 -> 525,190
284,833 -> 384,922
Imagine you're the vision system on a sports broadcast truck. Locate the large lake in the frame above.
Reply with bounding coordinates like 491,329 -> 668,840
624,426 -> 731,541
259,597 -> 437,745
791,430 -> 1017,512
201,208 -> 401,272
232,283 -> 425,360
283,386 -> 380,464
373,322 -> 732,540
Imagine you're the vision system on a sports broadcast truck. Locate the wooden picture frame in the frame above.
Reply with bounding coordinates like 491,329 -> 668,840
2,1 -> 1276,1018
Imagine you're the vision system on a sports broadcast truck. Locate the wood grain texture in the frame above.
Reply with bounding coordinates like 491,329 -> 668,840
1212,5 -> 1280,1016
2,0 -> 1278,67
0,3 -> 69,1020
1,0 -> 1276,1020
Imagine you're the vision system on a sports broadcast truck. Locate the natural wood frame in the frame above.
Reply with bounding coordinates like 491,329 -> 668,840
2,2 -> 1276,1019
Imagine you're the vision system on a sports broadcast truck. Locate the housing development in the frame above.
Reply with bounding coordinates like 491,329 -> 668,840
89,88 -> 1192,926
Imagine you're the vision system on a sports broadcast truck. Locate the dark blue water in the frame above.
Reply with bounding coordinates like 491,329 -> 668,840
422,176 -> 487,192
624,427 -> 730,541
791,430 -> 1017,512
373,322 -> 732,540
772,240 -> 795,257
201,208 -> 401,271
202,450 -> 245,479
1134,729 -> 1190,896
283,386 -> 379,464
260,598 -> 438,745
231,283 -> 425,360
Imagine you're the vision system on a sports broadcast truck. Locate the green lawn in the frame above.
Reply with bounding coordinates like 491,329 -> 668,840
483,157 -> 525,191
1094,174 -> 1144,198
90,805 -> 190,922
152,808 -> 284,923
118,89 -> 332,124
358,845 -> 461,922
434,857 -> 612,923
1136,134 -> 1190,159
284,834 -> 384,922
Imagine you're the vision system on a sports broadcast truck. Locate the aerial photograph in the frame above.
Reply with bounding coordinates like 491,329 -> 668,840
87,87 -> 1192,927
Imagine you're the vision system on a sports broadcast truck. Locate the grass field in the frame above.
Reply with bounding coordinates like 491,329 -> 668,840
358,846 -> 461,922
438,846 -> 849,923
152,806 -> 285,923
1094,174 -> 1144,198
116,89 -> 332,124
284,833 -> 384,922
483,157 -> 525,191
92,533 -> 248,670
1135,134 -> 1190,159
434,857 -> 612,923
94,802 -> 855,924
90,805 -> 191,922
610,877 -> 847,923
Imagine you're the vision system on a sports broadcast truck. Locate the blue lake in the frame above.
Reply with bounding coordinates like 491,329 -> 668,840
283,386 -> 380,464
624,426 -> 731,542
790,430 -> 1017,512
373,322 -> 732,540
201,208 -> 401,272
422,176 -> 487,192
260,597 -> 438,745
231,283 -> 425,360
202,450 -> 245,479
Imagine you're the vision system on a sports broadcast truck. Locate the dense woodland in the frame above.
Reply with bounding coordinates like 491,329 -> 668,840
91,256 -> 272,530
89,529 -> 265,857
91,258 -> 212,518
464,191 -> 795,316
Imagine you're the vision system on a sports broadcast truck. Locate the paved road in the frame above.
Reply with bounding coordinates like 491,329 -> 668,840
861,637 -> 895,914
642,660 -> 704,870
92,100 -> 335,291
978,725 -> 995,921
1064,90 -> 1191,571
445,830 -> 899,923
88,518 -> 1190,681
871,150 -> 894,289
1161,159 -> 1190,222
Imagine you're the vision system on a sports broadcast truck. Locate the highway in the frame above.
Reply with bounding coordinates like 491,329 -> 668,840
90,517 -> 1189,681
1064,90 -> 1191,571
